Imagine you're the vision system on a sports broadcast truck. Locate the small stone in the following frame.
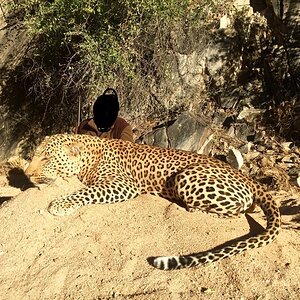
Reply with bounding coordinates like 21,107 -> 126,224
237,107 -> 266,123
235,123 -> 255,141
254,130 -> 266,142
227,148 -> 244,170
281,155 -> 293,164
256,145 -> 265,152
197,132 -> 214,155
227,126 -> 235,137
201,287 -> 214,294
260,157 -> 270,167
239,142 -> 252,154
244,151 -> 259,162
281,142 -> 293,152
219,14 -> 230,29
111,291 -> 118,298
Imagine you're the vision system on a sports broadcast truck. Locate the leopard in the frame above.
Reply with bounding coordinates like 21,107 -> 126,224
25,133 -> 281,270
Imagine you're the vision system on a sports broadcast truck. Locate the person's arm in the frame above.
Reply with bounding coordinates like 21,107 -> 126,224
76,121 -> 84,134
77,119 -> 98,136
120,125 -> 134,143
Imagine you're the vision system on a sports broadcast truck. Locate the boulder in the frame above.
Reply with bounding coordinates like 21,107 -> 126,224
167,112 -> 212,152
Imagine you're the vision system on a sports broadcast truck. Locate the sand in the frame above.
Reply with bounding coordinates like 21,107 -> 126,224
0,174 -> 299,300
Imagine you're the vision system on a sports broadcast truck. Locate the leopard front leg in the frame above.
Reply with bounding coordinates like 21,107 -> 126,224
48,177 -> 140,216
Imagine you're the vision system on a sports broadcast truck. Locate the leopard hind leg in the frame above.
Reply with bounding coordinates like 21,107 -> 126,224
173,165 -> 253,217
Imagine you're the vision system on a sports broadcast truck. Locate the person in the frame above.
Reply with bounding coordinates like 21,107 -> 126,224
77,88 -> 134,142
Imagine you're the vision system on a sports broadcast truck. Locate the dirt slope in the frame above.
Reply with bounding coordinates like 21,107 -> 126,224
0,176 -> 299,300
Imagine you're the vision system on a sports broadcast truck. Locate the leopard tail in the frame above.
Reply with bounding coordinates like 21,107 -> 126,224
149,191 -> 281,270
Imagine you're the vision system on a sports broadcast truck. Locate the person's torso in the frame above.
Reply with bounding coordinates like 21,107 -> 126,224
77,117 -> 131,140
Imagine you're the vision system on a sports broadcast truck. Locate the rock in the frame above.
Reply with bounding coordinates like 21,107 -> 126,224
254,130 -> 266,143
234,123 -> 256,141
244,151 -> 260,161
234,0 -> 251,10
140,112 -> 213,153
203,41 -> 239,99
212,109 -> 231,126
237,106 -> 266,123
175,51 -> 205,87
141,127 -> 169,148
218,94 -> 239,109
226,148 -> 244,169
239,142 -> 253,154
227,125 -> 235,137
256,145 -> 266,152
197,132 -> 215,155
260,157 -> 274,168
282,142 -> 294,150
167,112 -> 211,152
219,14 -> 231,29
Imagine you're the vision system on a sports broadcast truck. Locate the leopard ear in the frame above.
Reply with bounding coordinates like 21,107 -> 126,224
65,142 -> 85,157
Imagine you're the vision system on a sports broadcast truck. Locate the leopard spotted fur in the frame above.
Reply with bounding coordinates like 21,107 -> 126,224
25,134 -> 281,270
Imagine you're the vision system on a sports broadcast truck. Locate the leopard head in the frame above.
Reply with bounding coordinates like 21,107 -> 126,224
25,135 -> 84,184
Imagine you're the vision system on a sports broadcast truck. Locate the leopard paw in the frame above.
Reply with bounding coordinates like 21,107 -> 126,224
48,199 -> 81,216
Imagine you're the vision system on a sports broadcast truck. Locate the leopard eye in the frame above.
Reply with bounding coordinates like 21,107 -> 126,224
41,157 -> 49,162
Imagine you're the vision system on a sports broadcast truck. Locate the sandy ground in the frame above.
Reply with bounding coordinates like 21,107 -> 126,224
0,173 -> 299,300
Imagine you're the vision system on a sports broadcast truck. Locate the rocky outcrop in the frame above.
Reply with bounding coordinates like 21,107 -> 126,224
139,112 -> 213,154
